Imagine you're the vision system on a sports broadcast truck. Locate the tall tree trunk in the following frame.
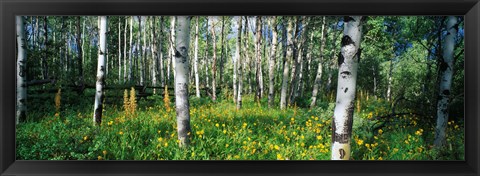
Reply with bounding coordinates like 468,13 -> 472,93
42,16 -> 49,80
118,17 -> 122,83
16,16 -> 27,124
288,17 -> 303,105
128,17 -> 133,83
236,17 -> 244,110
159,17 -> 165,87
211,17 -> 217,101
194,16 -> 201,98
151,17 -> 158,93
124,17 -> 128,83
204,17 -> 210,89
310,16 -> 327,108
434,16 -> 458,147
142,17 -> 147,88
331,16 -> 363,160
280,17 -> 293,110
168,16 -> 176,84
268,16 -> 278,107
386,56 -> 393,101
138,16 -> 145,86
76,16 -> 84,93
255,16 -> 264,100
219,17 -> 226,88
93,16 -> 108,126
174,16 -> 192,147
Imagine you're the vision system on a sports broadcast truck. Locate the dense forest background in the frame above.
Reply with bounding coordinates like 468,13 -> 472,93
16,16 -> 464,160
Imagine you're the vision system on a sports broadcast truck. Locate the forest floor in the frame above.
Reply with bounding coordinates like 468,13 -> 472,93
17,89 -> 464,160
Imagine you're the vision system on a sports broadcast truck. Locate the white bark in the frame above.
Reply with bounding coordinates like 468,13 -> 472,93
255,16 -> 264,100
169,16 -> 176,82
268,16 -> 278,107
280,17 -> 293,110
174,16 -> 192,147
331,16 -> 363,160
128,17 -> 133,82
16,16 -> 27,125
236,16 -> 243,109
434,16 -> 458,147
93,16 -> 107,126
124,17 -> 127,83
311,16 -> 327,108
194,16 -> 200,98
386,57 -> 393,101
211,17 -> 217,101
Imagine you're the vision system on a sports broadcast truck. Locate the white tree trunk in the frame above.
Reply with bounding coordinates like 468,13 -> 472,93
16,16 -> 27,125
124,17 -> 127,83
170,16 -> 176,82
255,16 -> 264,100
211,17 -> 217,101
93,16 -> 107,126
151,17 -> 158,93
174,16 -> 192,147
194,16 -> 201,98
386,57 -> 393,101
310,16 -> 327,108
159,17 -> 165,87
268,16 -> 278,107
434,16 -> 458,147
280,17 -> 293,110
331,16 -> 363,160
128,17 -> 133,82
236,16 -> 243,109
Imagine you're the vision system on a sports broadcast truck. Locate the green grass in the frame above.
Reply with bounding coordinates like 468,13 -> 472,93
16,91 -> 464,160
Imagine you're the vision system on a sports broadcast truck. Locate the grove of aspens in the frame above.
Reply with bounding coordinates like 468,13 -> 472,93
15,16 -> 464,160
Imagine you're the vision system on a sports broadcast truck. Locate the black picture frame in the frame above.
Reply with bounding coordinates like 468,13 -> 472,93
1,0 -> 479,175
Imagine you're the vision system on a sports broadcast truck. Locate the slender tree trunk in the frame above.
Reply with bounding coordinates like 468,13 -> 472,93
219,17 -> 226,88
174,16 -> 192,147
194,16 -> 201,98
138,16 -> 145,86
268,16 -> 278,107
124,17 -> 128,83
93,16 -> 108,126
159,17 -> 165,87
142,17 -> 147,87
236,17 -> 244,110
76,16 -> 84,93
280,17 -> 293,110
310,16 -> 327,108
205,17 -> 210,89
331,16 -> 363,160
386,56 -> 393,101
151,17 -> 158,93
128,17 -> 133,82
211,17 -> 217,101
434,16 -> 458,148
118,17 -> 122,83
42,16 -> 49,80
16,16 -> 27,124
168,16 -> 176,84
255,16 -> 264,100
288,17 -> 303,105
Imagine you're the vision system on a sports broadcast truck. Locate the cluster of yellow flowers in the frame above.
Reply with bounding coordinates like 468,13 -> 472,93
123,87 -> 137,116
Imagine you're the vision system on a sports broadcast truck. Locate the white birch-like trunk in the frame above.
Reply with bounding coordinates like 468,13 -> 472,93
386,57 -> 393,101
268,16 -> 278,107
194,16 -> 200,98
151,17 -> 158,93
310,16 -> 327,108
128,17 -> 133,82
170,16 -> 176,82
211,17 -> 217,101
255,16 -> 264,100
331,16 -> 363,160
118,17 -> 122,83
159,17 -> 165,87
174,16 -> 192,147
434,16 -> 458,147
93,16 -> 107,126
280,17 -> 293,110
236,16 -> 243,109
16,16 -> 27,125
124,17 -> 127,83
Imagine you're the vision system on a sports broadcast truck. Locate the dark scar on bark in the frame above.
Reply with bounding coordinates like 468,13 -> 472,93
338,53 -> 344,66
343,16 -> 355,23
339,149 -> 346,159
341,35 -> 355,47
344,87 -> 348,93
340,71 -> 351,79
443,90 -> 450,96
356,48 -> 362,62
440,60 -> 448,72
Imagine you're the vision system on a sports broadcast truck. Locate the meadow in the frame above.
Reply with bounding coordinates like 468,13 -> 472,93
16,88 -> 464,160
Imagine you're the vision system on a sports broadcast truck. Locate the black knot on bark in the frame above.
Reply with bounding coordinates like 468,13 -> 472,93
344,16 -> 356,23
442,89 -> 450,96
338,52 -> 344,66
341,35 -> 355,47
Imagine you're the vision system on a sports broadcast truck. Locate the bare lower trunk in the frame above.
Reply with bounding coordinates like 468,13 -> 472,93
255,16 -> 264,100
170,16 -> 176,83
280,17 -> 293,110
434,16 -> 458,147
159,17 -> 165,87
124,17 -> 127,83
128,17 -> 133,82
93,16 -> 108,126
331,16 -> 363,160
234,16 -> 242,104
386,57 -> 393,101
268,16 -> 278,107
194,16 -> 201,98
237,17 -> 245,110
174,16 -> 192,147
310,16 -> 327,108
16,16 -> 27,124
211,17 -> 217,101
